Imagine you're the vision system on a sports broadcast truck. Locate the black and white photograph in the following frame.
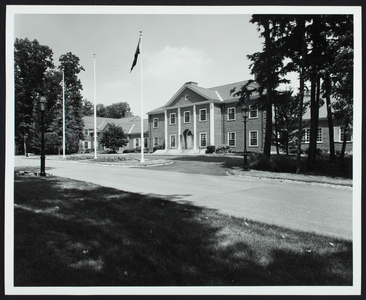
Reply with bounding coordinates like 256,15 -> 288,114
4,5 -> 362,296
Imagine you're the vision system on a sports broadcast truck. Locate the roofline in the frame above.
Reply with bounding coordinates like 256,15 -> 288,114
163,83 -> 214,108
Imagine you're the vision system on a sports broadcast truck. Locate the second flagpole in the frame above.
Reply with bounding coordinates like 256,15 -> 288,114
139,30 -> 145,163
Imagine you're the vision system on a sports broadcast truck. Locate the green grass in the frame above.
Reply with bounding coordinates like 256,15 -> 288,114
14,175 -> 352,286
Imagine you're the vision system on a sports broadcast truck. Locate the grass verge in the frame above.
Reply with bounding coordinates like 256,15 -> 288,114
14,175 -> 352,286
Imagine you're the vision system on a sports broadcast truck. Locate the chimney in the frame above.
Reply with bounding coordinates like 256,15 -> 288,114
185,81 -> 198,86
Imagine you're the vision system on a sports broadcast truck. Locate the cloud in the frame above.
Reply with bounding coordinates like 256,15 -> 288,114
144,46 -> 211,81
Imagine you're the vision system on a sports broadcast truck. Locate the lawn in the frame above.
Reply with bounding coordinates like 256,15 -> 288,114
14,174 -> 352,286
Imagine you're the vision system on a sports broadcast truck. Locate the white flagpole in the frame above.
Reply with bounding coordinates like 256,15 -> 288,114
93,54 -> 97,159
62,69 -> 66,158
140,30 -> 145,163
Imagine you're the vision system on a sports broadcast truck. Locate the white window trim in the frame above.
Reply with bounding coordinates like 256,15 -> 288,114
153,118 -> 159,128
302,128 -> 323,143
199,132 -> 207,147
228,132 -> 236,147
153,136 -> 159,147
170,134 -> 177,148
199,108 -> 207,122
227,107 -> 236,121
249,105 -> 258,119
184,111 -> 190,123
169,113 -> 176,125
317,128 -> 323,144
134,138 -> 141,148
249,130 -> 258,147
334,126 -> 353,142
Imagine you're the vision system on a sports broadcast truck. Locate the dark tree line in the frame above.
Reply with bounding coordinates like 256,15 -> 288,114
82,100 -> 133,119
233,14 -> 353,172
15,38 -> 133,155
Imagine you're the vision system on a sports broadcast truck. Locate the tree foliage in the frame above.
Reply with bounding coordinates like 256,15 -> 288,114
14,39 -> 86,154
94,102 -> 133,118
100,123 -> 128,152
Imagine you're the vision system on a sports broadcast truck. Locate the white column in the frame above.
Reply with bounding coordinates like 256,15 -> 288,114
210,102 -> 215,145
164,110 -> 168,150
193,105 -> 197,150
177,107 -> 181,150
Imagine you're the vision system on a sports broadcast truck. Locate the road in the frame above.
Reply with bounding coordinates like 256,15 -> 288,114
13,155 -> 353,239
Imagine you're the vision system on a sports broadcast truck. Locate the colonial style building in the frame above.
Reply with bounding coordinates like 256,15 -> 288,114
147,81 -> 265,154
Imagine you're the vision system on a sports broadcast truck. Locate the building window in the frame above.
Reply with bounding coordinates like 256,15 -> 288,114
144,137 -> 148,148
317,128 -> 323,143
200,132 -> 207,147
153,118 -> 158,128
334,127 -> 352,142
184,111 -> 190,123
84,141 -> 88,148
199,109 -> 207,122
249,131 -> 258,147
228,132 -> 236,147
134,138 -> 140,148
302,128 -> 322,143
170,134 -> 176,148
249,105 -> 258,119
84,129 -> 89,136
170,113 -> 176,125
153,137 -> 159,147
227,107 -> 236,121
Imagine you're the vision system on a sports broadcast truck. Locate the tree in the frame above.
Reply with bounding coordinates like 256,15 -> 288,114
106,102 -> 133,118
100,123 -> 128,153
81,99 -> 94,116
273,90 -> 305,155
48,52 -> 85,154
14,38 -> 54,154
96,103 -> 108,117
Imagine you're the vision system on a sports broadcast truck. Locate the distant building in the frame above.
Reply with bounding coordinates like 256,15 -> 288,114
81,115 -> 148,153
301,102 -> 353,154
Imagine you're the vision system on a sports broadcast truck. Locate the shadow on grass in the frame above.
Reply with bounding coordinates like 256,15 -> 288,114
14,175 -> 352,286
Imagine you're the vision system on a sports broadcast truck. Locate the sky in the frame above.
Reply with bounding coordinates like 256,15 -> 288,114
11,6 -> 360,118
12,8 -> 272,117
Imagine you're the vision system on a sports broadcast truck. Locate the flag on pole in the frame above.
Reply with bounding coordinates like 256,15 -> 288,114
130,38 -> 141,72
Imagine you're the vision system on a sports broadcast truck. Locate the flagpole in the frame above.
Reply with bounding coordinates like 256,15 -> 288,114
139,30 -> 145,163
62,69 -> 66,158
93,54 -> 97,159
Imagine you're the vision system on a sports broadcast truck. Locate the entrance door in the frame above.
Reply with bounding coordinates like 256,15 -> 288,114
183,129 -> 193,149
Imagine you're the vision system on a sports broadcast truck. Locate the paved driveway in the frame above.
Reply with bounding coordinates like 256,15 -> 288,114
13,155 -> 353,239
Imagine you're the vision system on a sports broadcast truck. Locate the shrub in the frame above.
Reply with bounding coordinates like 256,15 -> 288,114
215,144 -> 231,154
249,154 -> 297,173
270,155 -> 297,173
206,145 -> 216,154
249,153 -> 271,171
153,145 -> 165,152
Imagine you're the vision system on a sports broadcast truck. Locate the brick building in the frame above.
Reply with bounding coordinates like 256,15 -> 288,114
147,81 -> 265,154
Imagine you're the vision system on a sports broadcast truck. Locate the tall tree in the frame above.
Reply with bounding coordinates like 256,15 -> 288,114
48,52 -> 85,153
14,38 -> 54,154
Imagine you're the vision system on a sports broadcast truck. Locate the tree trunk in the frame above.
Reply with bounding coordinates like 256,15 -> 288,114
307,78 -> 320,170
325,73 -> 336,163
274,103 -> 279,155
340,117 -> 349,162
296,17 -> 306,173
263,19 -> 273,158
